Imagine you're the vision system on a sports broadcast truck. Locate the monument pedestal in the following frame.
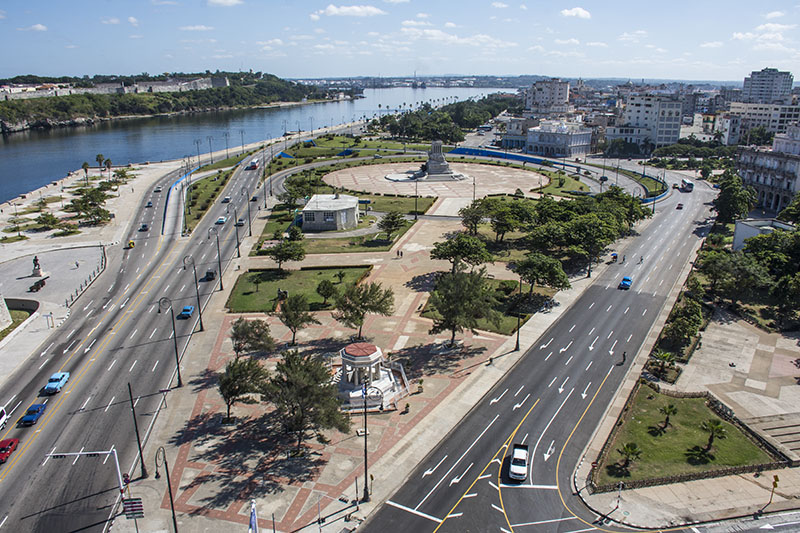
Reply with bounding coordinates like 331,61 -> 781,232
32,267 -> 44,277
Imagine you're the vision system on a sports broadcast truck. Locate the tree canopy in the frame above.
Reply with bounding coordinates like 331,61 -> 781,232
333,282 -> 394,339
428,267 -> 501,346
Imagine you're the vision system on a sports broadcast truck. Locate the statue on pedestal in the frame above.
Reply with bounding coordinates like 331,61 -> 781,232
32,256 -> 43,277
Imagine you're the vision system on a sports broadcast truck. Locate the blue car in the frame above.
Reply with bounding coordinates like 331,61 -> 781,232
42,372 -> 70,395
178,305 -> 195,319
619,276 -> 632,290
20,404 -> 46,426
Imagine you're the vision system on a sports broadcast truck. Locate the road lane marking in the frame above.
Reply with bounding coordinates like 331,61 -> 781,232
627,334 -> 632,342
511,517 -> 578,527
606,330 -> 613,339
83,300 -> 94,311
513,394 -> 530,410
80,396 -> 91,411
565,356 -> 573,366
152,360 -> 159,372
39,359 -> 49,370
490,389 -> 508,405
416,414 -> 500,510
514,385 -> 524,397
149,328 -> 158,339
42,447 -> 57,466
624,306 -> 629,314
129,360 -> 137,372
108,360 -> 117,371
569,324 -> 575,332
548,376 -> 557,387
588,302 -> 594,309
586,361 -> 592,371
72,446 -> 84,465
423,455 -> 448,477
588,327 -> 595,336
606,304 -> 612,312
492,504 -> 503,513
462,493 -> 477,498
563,528 -> 596,533
545,351 -> 553,361
105,397 -> 115,412
129,329 -> 137,340
642,309 -> 648,316
134,396 -> 141,407
385,501 -> 441,524
103,445 -> 115,465
180,284 -> 186,292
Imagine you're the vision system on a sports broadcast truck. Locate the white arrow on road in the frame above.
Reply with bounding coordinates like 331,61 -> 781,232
120,296 -> 130,309
760,521 -> 800,530
84,339 -> 96,354
513,394 -> 530,410
63,339 -> 77,354
490,389 -> 508,405
540,338 -> 553,350
449,463 -> 473,486
543,441 -> 555,462
588,336 -> 598,351
581,382 -> 592,399
559,341 -> 573,353
559,377 -> 569,394
423,455 -> 448,477
609,340 -> 618,356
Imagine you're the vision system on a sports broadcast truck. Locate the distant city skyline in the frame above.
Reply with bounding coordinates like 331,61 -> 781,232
1,1 -> 799,82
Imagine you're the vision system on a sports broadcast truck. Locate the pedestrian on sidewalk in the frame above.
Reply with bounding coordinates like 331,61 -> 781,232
75,261 -> 79,269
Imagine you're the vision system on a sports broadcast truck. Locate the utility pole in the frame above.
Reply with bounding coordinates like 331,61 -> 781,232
128,382 -> 148,478
207,136 -> 214,164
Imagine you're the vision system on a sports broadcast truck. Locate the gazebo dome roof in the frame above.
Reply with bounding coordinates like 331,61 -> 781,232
341,342 -> 383,366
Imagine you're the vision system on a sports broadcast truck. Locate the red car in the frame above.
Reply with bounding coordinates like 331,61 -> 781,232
0,439 -> 19,463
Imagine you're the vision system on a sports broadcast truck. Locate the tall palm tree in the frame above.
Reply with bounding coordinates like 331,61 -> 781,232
104,159 -> 112,180
701,419 -> 727,451
651,350 -> 676,379
95,154 -> 104,175
81,162 -> 90,187
659,404 -> 677,429
617,442 -> 642,469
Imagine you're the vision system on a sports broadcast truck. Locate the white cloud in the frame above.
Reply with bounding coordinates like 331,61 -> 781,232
585,41 -> 607,47
212,53 -> 234,58
314,43 -> 336,51
208,0 -> 242,5
18,24 -> 47,31
700,41 -> 722,48
0,10 -> 6,19
618,30 -> 646,42
755,23 -> 796,32
310,13 -> 320,20
732,32 -> 756,40
519,4 -> 527,10
444,21 -> 456,28
560,7 -> 590,19
312,4 -> 387,18
314,28 -> 325,33
400,27 -> 516,49
102,17 -> 120,24
257,38 -> 283,47
65,44 -> 77,48
764,11 -> 784,19
383,0 -> 409,3
492,2 -> 509,8
554,38 -> 579,45
151,0 -> 177,4
179,24 -> 214,31
129,34 -> 143,39
416,12 -> 429,18
402,19 -> 431,27
128,16 -> 139,26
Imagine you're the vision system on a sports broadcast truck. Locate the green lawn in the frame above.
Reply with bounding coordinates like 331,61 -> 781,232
422,278 -> 556,336
586,163 -> 667,196
596,385 -> 774,487
533,171 -> 589,195
226,266 -> 371,313
303,220 -> 415,254
197,151 -> 252,173
184,169 -> 234,233
0,310 -> 32,342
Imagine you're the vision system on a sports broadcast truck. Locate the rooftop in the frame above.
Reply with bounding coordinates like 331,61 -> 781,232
302,194 -> 358,212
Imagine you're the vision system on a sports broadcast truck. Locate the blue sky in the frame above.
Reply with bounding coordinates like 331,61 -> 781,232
2,1 -> 799,81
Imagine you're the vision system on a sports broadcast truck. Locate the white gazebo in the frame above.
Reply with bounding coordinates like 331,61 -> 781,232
334,342 -> 409,411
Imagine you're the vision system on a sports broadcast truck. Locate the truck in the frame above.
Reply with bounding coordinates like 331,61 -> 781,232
508,443 -> 529,481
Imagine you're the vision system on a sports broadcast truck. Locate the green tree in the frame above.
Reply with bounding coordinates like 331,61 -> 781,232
458,201 -> 487,236
377,211 -> 406,241
262,350 -> 351,450
428,267 -> 502,346
430,233 -> 493,273
335,270 -> 346,284
713,172 -> 755,223
660,404 -> 677,430
81,161 -> 90,184
514,252 -> 571,296
617,442 -> 642,469
333,282 -> 395,339
287,224 -> 304,242
316,279 -> 337,305
36,212 -> 61,230
264,240 -> 305,270
719,252 -> 771,305
701,419 -> 727,451
277,294 -> 321,345
218,357 -> 268,420
777,195 -> 800,225
772,273 -> 800,328
104,158 -> 112,177
230,317 -> 275,359
651,350 -> 676,379
95,154 -> 104,174
698,250 -> 734,296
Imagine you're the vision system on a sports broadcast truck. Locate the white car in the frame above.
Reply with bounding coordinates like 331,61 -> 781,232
215,216 -> 227,225
508,444 -> 529,481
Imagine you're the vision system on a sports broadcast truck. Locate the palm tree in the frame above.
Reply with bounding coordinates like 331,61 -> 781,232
701,419 -> 727,451
104,159 -> 112,180
81,162 -> 90,186
95,154 -> 104,177
651,350 -> 676,379
659,404 -> 677,429
617,442 -> 642,469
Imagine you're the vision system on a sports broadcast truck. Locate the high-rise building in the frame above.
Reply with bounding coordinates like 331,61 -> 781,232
742,68 -> 793,105
737,122 -> 800,211
605,94 -> 682,150
525,79 -> 571,114
729,102 -> 800,135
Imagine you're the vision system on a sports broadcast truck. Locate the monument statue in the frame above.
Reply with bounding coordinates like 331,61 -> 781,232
32,255 -> 43,277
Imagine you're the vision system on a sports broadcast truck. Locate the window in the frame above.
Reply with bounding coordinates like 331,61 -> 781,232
305,212 -> 315,222
324,211 -> 335,222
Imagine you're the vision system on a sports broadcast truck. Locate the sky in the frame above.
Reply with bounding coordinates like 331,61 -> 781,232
2,1 -> 799,82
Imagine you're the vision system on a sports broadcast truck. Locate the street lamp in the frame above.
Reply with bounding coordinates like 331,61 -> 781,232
240,129 -> 245,155
361,384 -> 384,502
194,139 -> 202,167
241,187 -> 253,237
414,179 -> 418,221
155,446 -> 179,532
223,131 -> 230,160
182,255 -> 204,331
207,227 -> 224,291
206,136 -> 214,164
158,296 -> 183,388
232,205 -> 241,258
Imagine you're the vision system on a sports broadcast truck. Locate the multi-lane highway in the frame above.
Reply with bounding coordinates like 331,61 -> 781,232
0,149 -> 269,531
366,175 -> 717,532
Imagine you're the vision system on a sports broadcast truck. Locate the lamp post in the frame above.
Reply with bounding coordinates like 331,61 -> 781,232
223,131 -> 230,160
310,117 -> 314,136
241,187 -> 253,237
158,297 -> 183,387
182,255 -> 204,331
232,205 -> 241,258
194,139 -> 202,167
207,227 -> 224,291
155,446 -> 179,532
240,129 -> 245,155
414,179 -> 418,221
361,384 -> 384,502
514,274 -> 522,351
206,136 -> 214,164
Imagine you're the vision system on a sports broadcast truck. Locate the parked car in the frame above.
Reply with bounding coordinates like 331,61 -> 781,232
42,372 -> 70,395
145,201 -> 153,208
222,196 -> 231,203
178,305 -> 195,319
215,216 -> 227,225
0,439 -> 19,463
508,444 -> 529,481
139,223 -> 149,232
20,403 -> 46,426
619,276 -> 633,290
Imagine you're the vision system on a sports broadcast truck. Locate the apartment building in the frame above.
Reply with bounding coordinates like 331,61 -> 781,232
741,68 -> 794,105
737,123 -> 800,212
605,94 -> 682,150
525,79 -> 571,114
729,102 -> 800,135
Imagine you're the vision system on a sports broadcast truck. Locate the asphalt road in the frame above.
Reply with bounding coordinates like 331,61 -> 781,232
365,174 -> 717,532
0,147 -> 270,532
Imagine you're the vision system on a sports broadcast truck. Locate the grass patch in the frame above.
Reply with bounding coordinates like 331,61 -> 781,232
226,266 -> 371,313
586,163 -> 667,196
596,385 -> 774,486
0,309 -> 32,342
532,170 -> 589,196
422,278 -> 556,336
197,152 -> 252,173
303,220 -> 415,254
184,169 -> 234,233
0,234 -> 29,243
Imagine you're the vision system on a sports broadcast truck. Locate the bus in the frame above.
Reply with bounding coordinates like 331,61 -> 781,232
681,178 -> 694,192
246,158 -> 259,171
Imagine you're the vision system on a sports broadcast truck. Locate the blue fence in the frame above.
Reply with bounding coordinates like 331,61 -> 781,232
449,147 -> 583,172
